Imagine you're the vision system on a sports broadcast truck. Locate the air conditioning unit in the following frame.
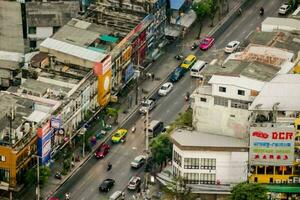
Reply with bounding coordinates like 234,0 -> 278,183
275,179 -> 281,184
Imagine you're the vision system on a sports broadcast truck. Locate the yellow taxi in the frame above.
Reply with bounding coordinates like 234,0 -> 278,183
180,55 -> 197,70
111,129 -> 128,143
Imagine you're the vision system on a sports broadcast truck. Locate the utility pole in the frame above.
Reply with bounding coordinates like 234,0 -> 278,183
32,155 -> 41,200
145,109 -> 149,152
135,46 -> 140,105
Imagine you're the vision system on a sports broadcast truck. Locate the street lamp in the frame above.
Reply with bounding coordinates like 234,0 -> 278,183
79,127 -> 87,157
32,155 -> 41,200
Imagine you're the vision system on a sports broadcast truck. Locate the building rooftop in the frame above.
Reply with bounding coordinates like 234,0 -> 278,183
171,129 -> 248,148
249,74 -> 300,111
0,60 -> 20,71
26,1 -> 79,27
52,18 -> 115,49
40,38 -> 107,64
262,17 -> 300,32
209,75 -> 265,91
21,79 -> 71,98
0,1 -> 24,53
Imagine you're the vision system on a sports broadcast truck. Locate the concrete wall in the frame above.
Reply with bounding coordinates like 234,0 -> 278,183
173,145 -> 248,185
192,95 -> 251,139
28,27 -> 53,40
211,84 -> 252,102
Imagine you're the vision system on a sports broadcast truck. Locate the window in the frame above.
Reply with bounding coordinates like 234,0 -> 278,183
0,168 -> 10,182
219,86 -> 226,92
0,156 -> 5,162
28,27 -> 36,34
173,150 -> 182,167
183,173 -> 199,184
238,89 -> 245,96
200,173 -> 216,184
230,99 -> 248,109
214,97 -> 228,107
200,97 -> 207,102
184,158 -> 199,169
29,40 -> 37,49
173,166 -> 181,177
200,158 -> 216,170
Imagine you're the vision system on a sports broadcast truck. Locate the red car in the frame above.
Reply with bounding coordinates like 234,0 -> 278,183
95,143 -> 110,158
199,37 -> 215,50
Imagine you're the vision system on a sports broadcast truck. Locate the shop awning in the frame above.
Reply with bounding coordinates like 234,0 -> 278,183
266,184 -> 300,193
100,35 -> 119,43
170,0 -> 185,10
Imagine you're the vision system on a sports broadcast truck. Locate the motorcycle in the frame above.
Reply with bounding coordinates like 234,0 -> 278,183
107,163 -> 112,171
54,172 -> 62,180
259,7 -> 264,16
191,43 -> 198,50
131,126 -> 136,133
185,92 -> 190,101
65,193 -> 70,200
174,54 -> 184,60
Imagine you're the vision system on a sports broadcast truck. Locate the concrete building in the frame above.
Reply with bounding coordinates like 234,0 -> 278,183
248,74 -> 300,184
26,1 -> 80,49
170,129 -> 248,193
191,75 -> 265,139
261,17 -> 300,33
0,91 -> 58,191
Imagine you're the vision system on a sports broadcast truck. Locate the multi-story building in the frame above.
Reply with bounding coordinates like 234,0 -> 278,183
248,74 -> 300,184
170,129 -> 248,194
191,74 -> 265,139
0,91 -> 58,192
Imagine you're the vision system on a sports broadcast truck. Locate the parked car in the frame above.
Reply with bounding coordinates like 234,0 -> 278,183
158,82 -> 173,96
278,3 -> 291,15
131,155 -> 146,168
127,176 -> 141,190
111,129 -> 128,143
180,54 -> 197,70
94,143 -> 110,158
99,178 -> 115,192
170,66 -> 186,82
199,37 -> 215,50
224,41 -> 240,53
139,98 -> 156,114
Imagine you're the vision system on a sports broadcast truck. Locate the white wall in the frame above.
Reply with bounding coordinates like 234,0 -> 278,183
211,84 -> 252,102
28,27 -> 53,39
172,145 -> 248,185
192,94 -> 251,139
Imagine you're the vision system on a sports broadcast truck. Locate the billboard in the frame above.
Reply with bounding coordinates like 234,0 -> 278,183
93,55 -> 111,76
97,69 -> 112,107
37,122 -> 53,164
250,127 -> 295,166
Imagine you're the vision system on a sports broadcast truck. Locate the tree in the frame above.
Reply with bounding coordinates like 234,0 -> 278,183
149,134 -> 173,171
163,175 -> 198,200
230,182 -> 268,200
174,108 -> 193,127
106,107 -> 119,124
25,166 -> 51,186
207,0 -> 219,27
192,1 -> 210,39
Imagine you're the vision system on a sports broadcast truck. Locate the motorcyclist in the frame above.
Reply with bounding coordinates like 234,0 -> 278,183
185,92 -> 190,101
260,7 -> 264,15
107,162 -> 112,171
238,8 -> 242,15
65,193 -> 70,200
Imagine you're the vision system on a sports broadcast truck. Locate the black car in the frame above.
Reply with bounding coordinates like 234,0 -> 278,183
170,66 -> 186,82
99,178 -> 115,192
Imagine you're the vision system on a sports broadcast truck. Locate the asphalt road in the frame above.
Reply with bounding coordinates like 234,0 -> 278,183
53,1 -> 285,199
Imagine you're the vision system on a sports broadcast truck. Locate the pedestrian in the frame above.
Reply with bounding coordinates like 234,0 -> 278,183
151,73 -> 155,81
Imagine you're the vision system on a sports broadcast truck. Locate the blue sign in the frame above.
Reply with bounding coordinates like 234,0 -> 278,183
124,63 -> 134,82
51,117 -> 61,129
37,129 -> 53,165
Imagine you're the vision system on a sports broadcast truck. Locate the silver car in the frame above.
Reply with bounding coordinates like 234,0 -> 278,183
131,155 -> 146,168
127,176 -> 141,190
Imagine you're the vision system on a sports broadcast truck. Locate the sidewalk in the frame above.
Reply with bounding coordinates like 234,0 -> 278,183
16,1 -> 242,199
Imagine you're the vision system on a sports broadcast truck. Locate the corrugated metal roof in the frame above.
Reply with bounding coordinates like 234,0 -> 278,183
40,38 -> 107,63
208,75 -> 265,91
171,129 -> 248,148
170,0 -> 185,9
249,74 -> 300,111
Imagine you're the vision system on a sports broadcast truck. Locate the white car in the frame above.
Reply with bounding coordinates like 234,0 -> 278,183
127,176 -> 141,190
158,82 -> 173,96
224,41 -> 240,53
131,155 -> 146,168
278,3 -> 291,15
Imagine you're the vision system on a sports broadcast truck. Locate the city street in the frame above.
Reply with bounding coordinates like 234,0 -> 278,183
53,0 -> 285,199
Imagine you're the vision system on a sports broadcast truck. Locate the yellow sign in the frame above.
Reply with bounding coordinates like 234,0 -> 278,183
97,69 -> 112,107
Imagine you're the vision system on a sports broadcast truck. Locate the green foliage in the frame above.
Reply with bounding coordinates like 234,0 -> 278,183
106,107 -> 118,124
150,134 -> 173,168
230,182 -> 268,200
192,1 -> 210,19
174,108 -> 193,127
163,175 -> 198,200
24,166 -> 51,186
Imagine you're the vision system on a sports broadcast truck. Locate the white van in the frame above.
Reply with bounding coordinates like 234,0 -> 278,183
190,60 -> 207,78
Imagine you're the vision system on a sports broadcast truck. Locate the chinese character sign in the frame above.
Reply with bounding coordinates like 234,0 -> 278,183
250,127 -> 295,166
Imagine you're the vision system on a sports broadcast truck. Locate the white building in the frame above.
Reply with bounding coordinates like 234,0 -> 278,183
191,74 -> 265,139
261,17 -> 300,33
171,129 -> 248,193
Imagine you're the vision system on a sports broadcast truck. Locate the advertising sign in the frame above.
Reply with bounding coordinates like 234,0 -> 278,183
93,55 -> 111,76
37,122 -> 53,164
124,63 -> 134,83
50,117 -> 61,129
250,127 -> 295,166
97,69 -> 112,107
